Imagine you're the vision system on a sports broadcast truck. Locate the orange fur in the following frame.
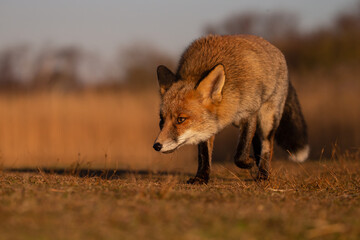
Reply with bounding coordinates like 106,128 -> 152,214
154,35 -> 308,183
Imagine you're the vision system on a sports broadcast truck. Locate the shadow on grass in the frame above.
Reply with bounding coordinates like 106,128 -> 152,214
2,167 -> 192,180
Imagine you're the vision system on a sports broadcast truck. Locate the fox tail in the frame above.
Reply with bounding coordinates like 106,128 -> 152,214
275,82 -> 309,162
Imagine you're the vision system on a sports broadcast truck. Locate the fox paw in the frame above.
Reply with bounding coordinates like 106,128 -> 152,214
187,177 -> 208,185
256,169 -> 269,181
235,157 -> 255,169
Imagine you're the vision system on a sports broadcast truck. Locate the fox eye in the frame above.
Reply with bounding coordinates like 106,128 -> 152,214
177,116 -> 187,124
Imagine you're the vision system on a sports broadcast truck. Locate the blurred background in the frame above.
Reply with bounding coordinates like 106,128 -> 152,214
0,0 -> 359,171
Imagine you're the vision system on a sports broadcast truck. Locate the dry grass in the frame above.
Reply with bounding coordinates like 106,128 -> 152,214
292,66 -> 360,158
1,159 -> 359,240
0,76 -> 359,171
0,91 -> 196,171
0,79 -> 359,239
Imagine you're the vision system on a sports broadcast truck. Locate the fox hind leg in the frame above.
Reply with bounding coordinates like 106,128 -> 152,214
187,136 -> 215,184
257,133 -> 275,180
256,102 -> 282,180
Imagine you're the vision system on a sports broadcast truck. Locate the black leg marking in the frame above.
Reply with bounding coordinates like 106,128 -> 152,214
252,131 -> 262,167
187,136 -> 214,184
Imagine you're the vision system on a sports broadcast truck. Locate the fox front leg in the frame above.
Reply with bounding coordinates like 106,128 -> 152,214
187,136 -> 215,184
234,115 -> 257,169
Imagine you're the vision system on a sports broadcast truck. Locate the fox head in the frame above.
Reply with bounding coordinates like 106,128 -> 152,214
153,64 -> 225,153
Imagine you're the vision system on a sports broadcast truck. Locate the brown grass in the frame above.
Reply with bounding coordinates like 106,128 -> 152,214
292,67 -> 360,158
0,75 -> 359,239
1,159 -> 359,240
0,72 -> 359,171
0,91 -> 196,171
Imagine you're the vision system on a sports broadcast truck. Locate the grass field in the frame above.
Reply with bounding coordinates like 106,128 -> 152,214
0,81 -> 359,169
1,159 -> 359,240
0,69 -> 359,239
0,91 -> 197,171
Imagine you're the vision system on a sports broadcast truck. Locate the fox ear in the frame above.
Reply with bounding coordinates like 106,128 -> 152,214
196,64 -> 225,103
157,65 -> 176,95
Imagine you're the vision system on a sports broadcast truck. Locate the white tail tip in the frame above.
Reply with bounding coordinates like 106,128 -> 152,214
289,145 -> 310,162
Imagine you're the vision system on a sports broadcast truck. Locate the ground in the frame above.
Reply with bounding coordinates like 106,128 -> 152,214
1,159 -> 359,240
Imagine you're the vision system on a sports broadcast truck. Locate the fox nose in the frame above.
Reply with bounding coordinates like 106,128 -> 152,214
153,142 -> 162,151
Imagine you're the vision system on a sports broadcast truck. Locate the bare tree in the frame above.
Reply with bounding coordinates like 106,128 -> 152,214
32,46 -> 82,90
119,44 -> 175,90
0,46 -> 28,89
205,12 -> 299,42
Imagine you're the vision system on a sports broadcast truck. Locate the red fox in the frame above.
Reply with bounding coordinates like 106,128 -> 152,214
153,35 -> 309,184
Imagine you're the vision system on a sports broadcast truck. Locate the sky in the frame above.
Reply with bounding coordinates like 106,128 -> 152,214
0,0 -> 357,60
